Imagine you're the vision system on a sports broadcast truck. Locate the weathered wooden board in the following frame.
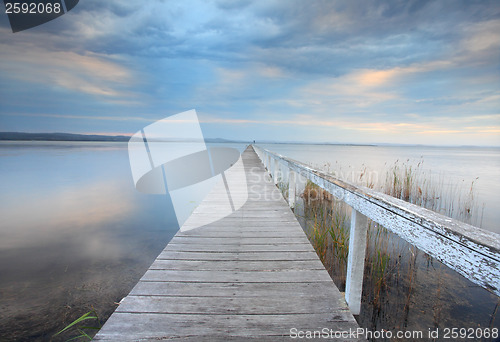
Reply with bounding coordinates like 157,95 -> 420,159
129,281 -> 339,297
115,295 -> 343,315
165,243 -> 315,252
169,236 -> 312,244
180,222 -> 304,229
141,269 -> 334,283
176,230 -> 309,238
149,259 -> 327,271
93,313 -> 361,341
157,251 -> 321,261
94,146 -> 364,341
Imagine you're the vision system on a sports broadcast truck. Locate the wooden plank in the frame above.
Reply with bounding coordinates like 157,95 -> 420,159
165,243 -> 315,253
157,251 -> 321,261
149,259 -> 327,271
116,295 -> 344,315
182,216 -> 299,224
189,212 -> 297,218
180,221 -> 305,229
94,313 -> 362,341
177,231 -> 308,238
169,237 -> 312,245
129,281 -> 340,298
192,208 -> 292,213
141,269 -> 333,283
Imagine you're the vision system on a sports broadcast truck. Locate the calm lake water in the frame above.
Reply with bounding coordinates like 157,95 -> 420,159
0,142 -> 177,341
260,143 -> 500,233
0,141 -> 248,341
0,141 -> 498,341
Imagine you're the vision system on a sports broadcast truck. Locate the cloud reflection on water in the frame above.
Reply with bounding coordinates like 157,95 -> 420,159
0,180 -> 135,251
0,142 -> 177,341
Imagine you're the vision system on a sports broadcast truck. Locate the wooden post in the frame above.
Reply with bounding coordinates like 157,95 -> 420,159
288,170 -> 296,208
273,159 -> 279,185
345,209 -> 368,315
295,172 -> 307,196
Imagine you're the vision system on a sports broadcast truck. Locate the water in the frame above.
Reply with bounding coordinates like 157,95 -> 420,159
0,142 -> 180,340
260,143 -> 500,233
0,141 -> 498,341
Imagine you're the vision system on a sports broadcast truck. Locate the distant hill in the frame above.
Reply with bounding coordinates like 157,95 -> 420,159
0,132 -> 251,144
0,132 -> 130,142
205,137 -> 250,143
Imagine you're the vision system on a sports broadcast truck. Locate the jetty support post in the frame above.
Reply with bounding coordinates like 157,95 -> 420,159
259,149 -> 265,169
273,158 -> 279,185
288,169 -> 296,208
345,208 -> 368,315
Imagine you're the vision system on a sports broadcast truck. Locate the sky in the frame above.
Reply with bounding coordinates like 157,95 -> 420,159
0,0 -> 499,146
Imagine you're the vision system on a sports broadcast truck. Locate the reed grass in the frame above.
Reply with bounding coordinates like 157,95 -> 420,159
294,158 -> 494,335
51,308 -> 100,341
277,177 -> 289,201
299,181 -> 351,287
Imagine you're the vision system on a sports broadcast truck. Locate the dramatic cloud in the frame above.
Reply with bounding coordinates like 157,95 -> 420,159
0,0 -> 499,145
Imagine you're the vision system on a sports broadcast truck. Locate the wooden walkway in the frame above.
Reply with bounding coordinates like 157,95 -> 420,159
94,146 -> 363,341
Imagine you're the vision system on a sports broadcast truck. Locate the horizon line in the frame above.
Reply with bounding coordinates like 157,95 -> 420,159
1,131 -> 499,148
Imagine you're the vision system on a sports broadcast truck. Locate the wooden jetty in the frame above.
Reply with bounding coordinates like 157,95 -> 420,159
94,146 -> 363,341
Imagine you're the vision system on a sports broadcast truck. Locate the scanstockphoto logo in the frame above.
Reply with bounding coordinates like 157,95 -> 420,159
3,0 -> 79,33
128,110 -> 248,231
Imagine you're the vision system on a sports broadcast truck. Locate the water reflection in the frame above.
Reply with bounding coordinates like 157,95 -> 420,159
0,142 -> 179,341
1,181 -> 135,250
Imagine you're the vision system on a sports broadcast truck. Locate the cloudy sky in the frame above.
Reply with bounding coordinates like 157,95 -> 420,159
0,0 -> 499,145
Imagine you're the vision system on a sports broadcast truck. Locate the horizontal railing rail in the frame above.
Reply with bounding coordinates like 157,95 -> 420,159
253,145 -> 500,315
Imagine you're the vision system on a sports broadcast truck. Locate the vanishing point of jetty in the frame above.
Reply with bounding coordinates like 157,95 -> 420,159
94,146 -> 363,341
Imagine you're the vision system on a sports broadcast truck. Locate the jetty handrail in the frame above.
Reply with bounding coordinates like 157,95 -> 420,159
253,145 -> 500,314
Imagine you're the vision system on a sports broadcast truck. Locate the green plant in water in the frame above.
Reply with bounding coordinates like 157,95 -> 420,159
328,207 -> 349,265
374,250 -> 389,286
309,205 -> 328,261
52,309 -> 100,341
277,179 -> 289,201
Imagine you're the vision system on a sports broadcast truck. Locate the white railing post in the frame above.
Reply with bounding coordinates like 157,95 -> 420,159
273,159 -> 279,185
345,209 -> 368,315
295,172 -> 307,197
288,170 -> 296,208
